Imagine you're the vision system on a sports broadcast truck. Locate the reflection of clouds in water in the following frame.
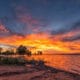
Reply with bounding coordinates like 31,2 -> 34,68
45,55 -> 69,69
28,55 -> 80,74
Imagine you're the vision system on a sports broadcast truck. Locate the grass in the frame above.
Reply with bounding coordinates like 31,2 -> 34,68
0,56 -> 45,66
0,57 -> 27,65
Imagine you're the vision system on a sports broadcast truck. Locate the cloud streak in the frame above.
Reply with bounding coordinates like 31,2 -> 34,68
0,12 -> 80,54
0,0 -> 80,54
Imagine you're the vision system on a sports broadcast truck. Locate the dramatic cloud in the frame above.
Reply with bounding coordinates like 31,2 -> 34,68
12,5 -> 49,35
60,21 -> 80,42
0,20 -> 9,33
0,20 -> 11,37
0,15 -> 80,54
62,34 -> 80,41
70,21 -> 80,30
0,0 -> 80,54
0,24 -> 8,33
0,31 -> 80,54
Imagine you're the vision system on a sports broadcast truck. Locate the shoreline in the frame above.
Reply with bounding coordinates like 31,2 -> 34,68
0,64 -> 80,80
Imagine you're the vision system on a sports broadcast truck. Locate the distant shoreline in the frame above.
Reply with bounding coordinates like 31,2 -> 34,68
33,54 -> 80,55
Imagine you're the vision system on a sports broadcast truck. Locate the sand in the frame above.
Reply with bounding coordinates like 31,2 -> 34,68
0,65 -> 80,80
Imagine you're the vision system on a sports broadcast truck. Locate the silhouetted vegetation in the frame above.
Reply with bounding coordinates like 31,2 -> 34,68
0,45 -> 32,56
0,45 -> 45,66
16,45 -> 31,56
37,51 -> 43,55
2,50 -> 14,55
0,56 -> 45,66
0,57 -> 27,65
0,47 -> 2,54
25,59 -> 45,66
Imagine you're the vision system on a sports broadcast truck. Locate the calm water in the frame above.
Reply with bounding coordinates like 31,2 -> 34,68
25,54 -> 80,74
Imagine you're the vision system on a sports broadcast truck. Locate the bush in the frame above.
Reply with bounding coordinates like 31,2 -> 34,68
0,57 -> 27,65
16,45 -> 32,56
2,50 -> 14,55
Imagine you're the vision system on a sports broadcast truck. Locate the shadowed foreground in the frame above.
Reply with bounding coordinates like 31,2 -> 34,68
0,63 -> 80,80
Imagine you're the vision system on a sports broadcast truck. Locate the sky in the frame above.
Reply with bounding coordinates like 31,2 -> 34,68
0,0 -> 80,54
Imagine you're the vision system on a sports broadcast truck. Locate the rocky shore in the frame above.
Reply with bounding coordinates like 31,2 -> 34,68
0,64 -> 80,80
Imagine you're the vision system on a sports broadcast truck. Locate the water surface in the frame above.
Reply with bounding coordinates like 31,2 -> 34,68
26,54 -> 80,74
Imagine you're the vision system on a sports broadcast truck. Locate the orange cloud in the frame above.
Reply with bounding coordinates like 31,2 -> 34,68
0,30 -> 80,54
0,6 -> 80,54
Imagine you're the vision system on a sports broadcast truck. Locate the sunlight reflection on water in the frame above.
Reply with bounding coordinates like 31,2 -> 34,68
24,54 -> 80,74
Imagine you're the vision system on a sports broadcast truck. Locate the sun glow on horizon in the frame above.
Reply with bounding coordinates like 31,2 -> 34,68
0,31 -> 79,54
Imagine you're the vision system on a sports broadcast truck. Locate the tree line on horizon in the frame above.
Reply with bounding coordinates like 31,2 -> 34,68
0,45 -> 42,56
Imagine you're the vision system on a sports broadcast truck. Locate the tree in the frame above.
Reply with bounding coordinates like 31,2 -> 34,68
10,49 -> 15,55
37,51 -> 43,55
2,50 -> 14,55
16,45 -> 31,56
0,47 -> 2,54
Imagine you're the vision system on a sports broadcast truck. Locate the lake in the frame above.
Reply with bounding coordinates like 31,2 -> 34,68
25,54 -> 80,75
